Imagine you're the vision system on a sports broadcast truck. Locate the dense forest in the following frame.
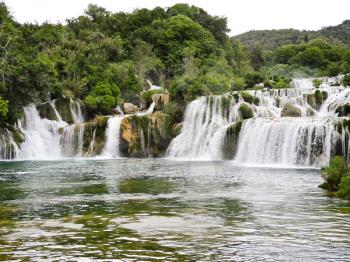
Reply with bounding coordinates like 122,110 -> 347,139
0,2 -> 350,126
233,20 -> 350,49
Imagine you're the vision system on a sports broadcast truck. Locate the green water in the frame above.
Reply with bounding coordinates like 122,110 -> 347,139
0,159 -> 349,261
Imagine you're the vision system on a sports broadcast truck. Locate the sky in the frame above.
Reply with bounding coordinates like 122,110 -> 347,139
3,0 -> 350,36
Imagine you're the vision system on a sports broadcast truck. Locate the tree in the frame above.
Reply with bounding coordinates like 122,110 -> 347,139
250,43 -> 265,70
0,97 -> 8,119
84,81 -> 121,114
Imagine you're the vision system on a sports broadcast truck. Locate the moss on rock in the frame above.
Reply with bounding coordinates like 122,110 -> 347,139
37,102 -> 59,121
281,103 -> 301,117
222,121 -> 243,159
335,104 -> 350,117
120,112 -> 175,157
54,98 -> 75,124
239,103 -> 254,120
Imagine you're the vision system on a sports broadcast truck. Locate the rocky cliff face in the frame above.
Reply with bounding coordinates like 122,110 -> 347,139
120,112 -> 175,157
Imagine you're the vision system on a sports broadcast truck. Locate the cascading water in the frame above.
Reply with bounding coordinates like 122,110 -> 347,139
167,96 -> 233,159
0,130 -> 19,159
168,77 -> 350,167
101,116 -> 124,158
70,99 -> 85,123
17,105 -> 66,159
234,117 -> 335,167
60,124 -> 85,157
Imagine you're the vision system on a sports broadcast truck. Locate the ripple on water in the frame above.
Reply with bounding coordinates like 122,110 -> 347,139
0,159 -> 349,261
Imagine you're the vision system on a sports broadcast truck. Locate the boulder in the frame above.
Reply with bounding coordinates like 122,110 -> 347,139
123,103 -> 140,114
151,93 -> 170,110
281,103 -> 301,117
335,104 -> 350,117
37,102 -> 59,121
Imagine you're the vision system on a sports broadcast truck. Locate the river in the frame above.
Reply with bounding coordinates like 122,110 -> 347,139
0,159 -> 349,261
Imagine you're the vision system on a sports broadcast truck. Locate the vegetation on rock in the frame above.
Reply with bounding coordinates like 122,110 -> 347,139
319,156 -> 350,200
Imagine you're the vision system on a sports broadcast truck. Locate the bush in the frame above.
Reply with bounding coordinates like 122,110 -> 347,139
245,72 -> 264,88
162,101 -> 183,123
319,156 -> 350,192
336,176 -> 350,200
342,74 -> 350,87
273,79 -> 290,89
313,79 -> 322,88
0,97 -> 9,119
240,91 -> 254,104
238,103 -> 253,119
84,81 -> 121,114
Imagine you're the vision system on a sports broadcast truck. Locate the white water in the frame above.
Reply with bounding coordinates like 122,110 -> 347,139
168,78 -> 350,167
0,130 -> 19,159
70,99 -> 85,123
12,100 -> 86,160
235,117 -> 334,166
101,116 -> 124,158
17,105 -> 66,160
60,124 -> 85,157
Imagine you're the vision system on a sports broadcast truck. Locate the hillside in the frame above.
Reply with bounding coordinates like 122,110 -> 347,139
232,20 -> 350,49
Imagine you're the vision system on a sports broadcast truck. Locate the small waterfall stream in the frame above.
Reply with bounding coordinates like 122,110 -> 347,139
101,116 -> 124,158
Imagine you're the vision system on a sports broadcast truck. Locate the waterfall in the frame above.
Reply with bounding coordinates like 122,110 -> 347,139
0,130 -> 19,159
60,124 -> 85,157
17,105 -> 66,160
85,128 -> 96,157
234,117 -> 335,167
101,116 -> 123,158
168,78 -> 350,166
70,99 -> 85,123
167,96 -> 233,159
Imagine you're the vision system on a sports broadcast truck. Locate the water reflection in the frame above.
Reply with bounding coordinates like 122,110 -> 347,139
0,159 -> 349,260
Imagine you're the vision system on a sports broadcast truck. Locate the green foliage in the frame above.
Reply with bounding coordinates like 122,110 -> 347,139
245,72 -> 264,88
0,97 -> 9,120
141,89 -> 164,106
233,20 -> 350,50
238,103 -> 253,119
240,91 -> 254,104
162,101 -> 183,123
343,74 -> 350,86
84,81 -> 121,114
336,176 -> 350,200
320,156 -> 350,192
313,79 -> 322,88
273,79 -> 290,89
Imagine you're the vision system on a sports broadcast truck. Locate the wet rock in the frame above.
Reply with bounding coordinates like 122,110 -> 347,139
281,103 -> 301,117
123,103 -> 140,114
120,112 -> 175,157
151,93 -> 169,110
37,102 -> 59,121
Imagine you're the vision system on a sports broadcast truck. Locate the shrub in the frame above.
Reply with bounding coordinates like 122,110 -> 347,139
245,72 -> 264,88
313,79 -> 322,88
273,79 -> 290,89
342,74 -> 350,87
0,97 -> 9,119
319,156 -> 350,192
238,103 -> 253,119
141,89 -> 164,106
336,176 -> 350,200
240,91 -> 254,104
84,81 -> 121,114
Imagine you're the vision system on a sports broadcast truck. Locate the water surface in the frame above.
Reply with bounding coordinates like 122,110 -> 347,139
0,159 -> 349,261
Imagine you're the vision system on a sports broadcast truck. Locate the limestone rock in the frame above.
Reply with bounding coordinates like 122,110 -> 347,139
123,103 -> 140,114
281,103 -> 301,117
